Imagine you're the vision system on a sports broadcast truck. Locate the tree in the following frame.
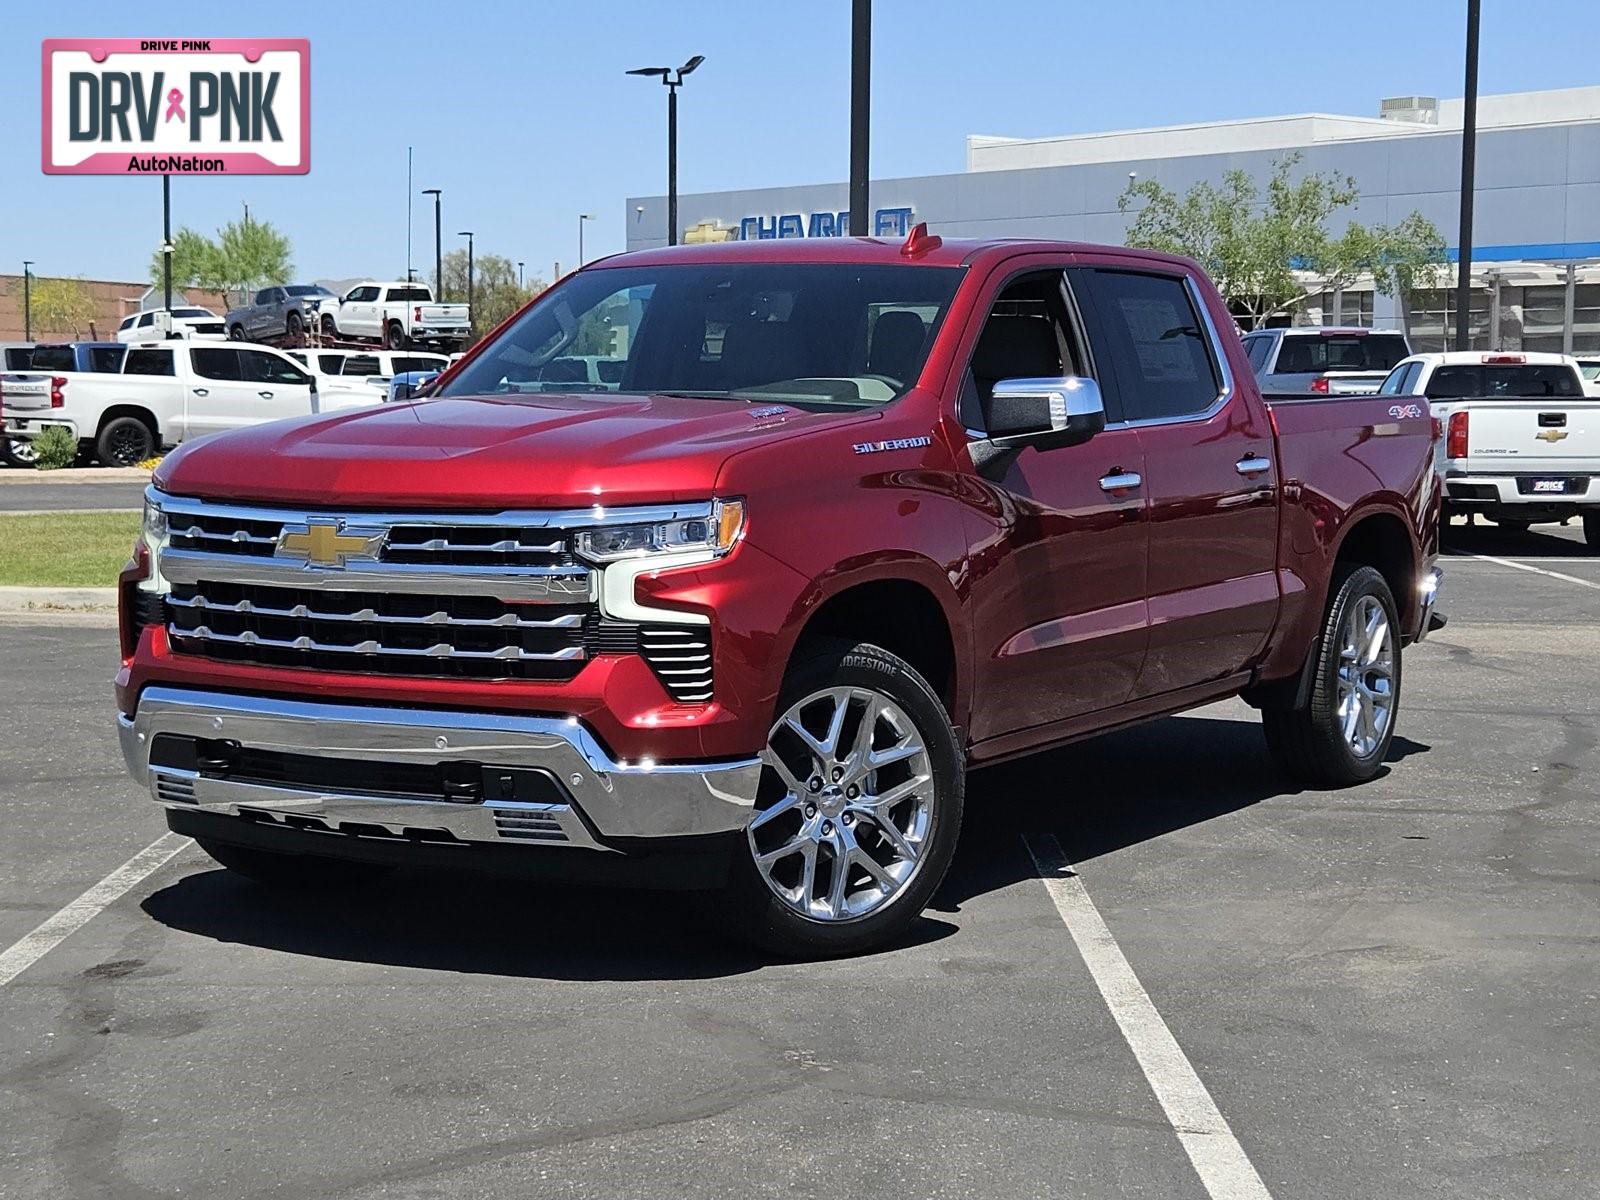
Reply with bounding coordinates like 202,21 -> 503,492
1118,153 -> 1446,329
149,217 -> 292,305
437,250 -> 543,333
30,276 -> 97,339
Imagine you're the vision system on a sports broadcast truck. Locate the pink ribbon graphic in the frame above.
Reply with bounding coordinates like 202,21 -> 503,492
164,88 -> 185,123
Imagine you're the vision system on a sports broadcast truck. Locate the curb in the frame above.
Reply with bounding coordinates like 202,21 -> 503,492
0,468 -> 152,485
0,585 -> 118,614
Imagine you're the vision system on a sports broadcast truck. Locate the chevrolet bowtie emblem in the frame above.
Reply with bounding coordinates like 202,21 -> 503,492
277,520 -> 388,567
1536,428 -> 1569,443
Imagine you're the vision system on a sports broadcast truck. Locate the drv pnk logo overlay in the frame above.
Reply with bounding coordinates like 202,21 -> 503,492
42,38 -> 309,175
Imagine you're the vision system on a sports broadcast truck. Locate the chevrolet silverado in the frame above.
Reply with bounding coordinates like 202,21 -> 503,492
117,231 -> 1443,956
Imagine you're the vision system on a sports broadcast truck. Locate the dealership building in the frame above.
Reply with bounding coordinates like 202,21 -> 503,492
627,85 -> 1600,354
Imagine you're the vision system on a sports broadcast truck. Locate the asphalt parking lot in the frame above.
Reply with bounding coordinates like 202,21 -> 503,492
0,479 -> 146,513
1,523 -> 1596,1199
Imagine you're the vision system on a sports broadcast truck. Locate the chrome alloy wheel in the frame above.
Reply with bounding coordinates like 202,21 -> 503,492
1336,594 -> 1395,758
748,686 -> 935,923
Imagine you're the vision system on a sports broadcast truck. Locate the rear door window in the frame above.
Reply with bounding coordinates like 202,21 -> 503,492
316,354 -> 345,374
87,346 -> 125,373
27,346 -> 77,372
342,355 -> 384,377
124,348 -> 175,376
191,348 -> 244,381
239,349 -> 311,387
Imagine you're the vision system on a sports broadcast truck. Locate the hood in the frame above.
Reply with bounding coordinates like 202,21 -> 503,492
155,391 -> 877,509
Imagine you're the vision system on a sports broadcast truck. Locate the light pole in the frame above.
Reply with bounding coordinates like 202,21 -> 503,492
21,260 -> 33,342
458,230 -> 475,334
578,214 -> 593,266
627,55 -> 704,246
421,188 -> 442,302
161,175 -> 173,314
517,261 -> 525,289
849,0 -> 871,236
1453,0 -> 1481,350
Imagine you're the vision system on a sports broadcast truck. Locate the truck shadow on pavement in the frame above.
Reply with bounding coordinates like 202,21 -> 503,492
139,714 -> 1426,977
931,713 -> 1428,913
1442,522 -> 1589,559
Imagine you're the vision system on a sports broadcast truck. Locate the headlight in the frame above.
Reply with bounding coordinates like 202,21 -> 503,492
574,499 -> 745,563
142,494 -> 168,542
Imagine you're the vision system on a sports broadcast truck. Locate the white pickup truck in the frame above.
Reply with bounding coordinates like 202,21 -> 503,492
321,281 -> 470,351
1380,350 -> 1599,545
0,342 -> 317,466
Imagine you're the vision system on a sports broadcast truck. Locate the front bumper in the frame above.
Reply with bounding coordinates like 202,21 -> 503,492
119,686 -> 763,852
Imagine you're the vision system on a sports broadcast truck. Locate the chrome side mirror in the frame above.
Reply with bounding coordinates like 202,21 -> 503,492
986,376 -> 1106,449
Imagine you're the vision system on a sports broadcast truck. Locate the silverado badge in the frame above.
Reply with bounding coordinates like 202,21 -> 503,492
277,520 -> 388,567
1536,428 -> 1569,443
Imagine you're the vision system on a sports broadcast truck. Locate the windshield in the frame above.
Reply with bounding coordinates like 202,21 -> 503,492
439,262 -> 964,410
285,285 -> 333,298
173,308 -> 215,319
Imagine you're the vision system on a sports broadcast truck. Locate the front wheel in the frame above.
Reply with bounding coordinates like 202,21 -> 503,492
285,310 -> 304,338
722,640 -> 964,958
228,324 -> 245,341
196,838 -> 394,890
320,313 -> 337,336
1263,563 -> 1401,788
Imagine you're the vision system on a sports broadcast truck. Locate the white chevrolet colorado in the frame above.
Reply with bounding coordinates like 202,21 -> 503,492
1381,350 -> 1599,544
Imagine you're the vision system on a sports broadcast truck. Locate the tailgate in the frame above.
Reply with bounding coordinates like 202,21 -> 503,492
1445,400 -> 1600,473
1324,371 -> 1389,396
0,374 -> 53,413
420,305 -> 469,323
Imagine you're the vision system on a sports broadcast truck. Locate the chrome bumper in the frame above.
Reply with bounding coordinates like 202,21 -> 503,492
119,687 -> 762,851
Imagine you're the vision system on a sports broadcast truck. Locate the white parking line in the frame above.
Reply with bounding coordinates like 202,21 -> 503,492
1024,834 -> 1274,1200
1458,552 -> 1600,590
0,833 -> 190,987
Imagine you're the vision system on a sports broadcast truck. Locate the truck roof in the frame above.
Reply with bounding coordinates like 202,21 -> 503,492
1403,350 -> 1577,366
596,235 -> 1200,274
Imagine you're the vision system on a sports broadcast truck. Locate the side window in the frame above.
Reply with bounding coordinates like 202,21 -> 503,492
191,348 -> 243,380
1378,363 -> 1410,396
1243,335 -> 1271,373
239,349 -> 311,387
137,312 -> 155,328
1085,270 -> 1221,422
124,349 -> 175,376
89,347 -> 125,373
962,270 -> 1086,431
395,356 -> 443,374
119,315 -> 136,331
343,355 -> 383,377
317,354 -> 345,374
254,289 -> 273,306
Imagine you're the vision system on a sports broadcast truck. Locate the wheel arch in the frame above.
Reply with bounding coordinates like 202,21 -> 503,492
1330,504 -> 1419,630
96,403 -> 161,443
780,563 -> 968,735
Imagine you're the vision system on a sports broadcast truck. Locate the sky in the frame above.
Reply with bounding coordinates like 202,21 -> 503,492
5,0 -> 1600,291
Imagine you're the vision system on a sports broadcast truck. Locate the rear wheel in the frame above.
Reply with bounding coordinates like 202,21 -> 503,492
196,838 -> 394,890
721,640 -> 964,958
285,310 -> 304,338
2,438 -> 37,468
1263,563 -> 1401,788
385,321 -> 407,350
228,324 -> 245,340
95,416 -> 154,467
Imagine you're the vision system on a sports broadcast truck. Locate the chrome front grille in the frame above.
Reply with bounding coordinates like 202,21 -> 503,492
641,627 -> 713,703
166,582 -> 590,679
492,806 -> 570,842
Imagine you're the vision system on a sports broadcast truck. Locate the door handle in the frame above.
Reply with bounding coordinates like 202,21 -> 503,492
258,390 -> 274,399
1099,471 -> 1142,493
192,387 -> 209,397
1235,455 -> 1272,476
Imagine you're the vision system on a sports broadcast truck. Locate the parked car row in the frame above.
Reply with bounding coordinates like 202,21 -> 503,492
225,280 -> 471,352
0,335 -> 447,468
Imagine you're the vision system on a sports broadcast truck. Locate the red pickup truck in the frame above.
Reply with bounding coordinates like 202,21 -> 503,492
116,231 -> 1442,956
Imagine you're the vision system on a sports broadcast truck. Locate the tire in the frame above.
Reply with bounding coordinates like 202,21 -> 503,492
321,313 -> 337,336
285,310 -> 304,338
195,838 -> 394,890
385,322 -> 407,350
2,438 -> 37,468
95,415 -> 154,467
228,324 -> 245,340
1583,511 -> 1600,553
720,639 -> 965,958
1263,563 -> 1402,788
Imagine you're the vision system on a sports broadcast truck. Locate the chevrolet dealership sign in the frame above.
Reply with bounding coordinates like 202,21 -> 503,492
42,38 -> 309,175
